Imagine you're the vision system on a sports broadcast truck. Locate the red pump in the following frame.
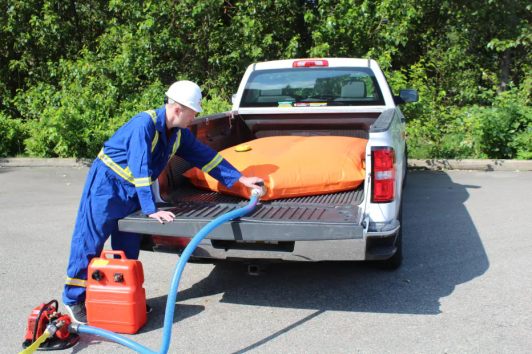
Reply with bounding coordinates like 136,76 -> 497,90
22,300 -> 79,351
86,250 -> 147,334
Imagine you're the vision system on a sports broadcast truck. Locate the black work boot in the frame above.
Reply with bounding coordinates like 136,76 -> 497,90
65,302 -> 87,324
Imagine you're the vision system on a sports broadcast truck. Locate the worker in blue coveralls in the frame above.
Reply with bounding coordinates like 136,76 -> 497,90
63,81 -> 264,324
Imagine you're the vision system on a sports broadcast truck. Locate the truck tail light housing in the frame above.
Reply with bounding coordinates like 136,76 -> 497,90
372,147 -> 396,202
292,60 -> 329,67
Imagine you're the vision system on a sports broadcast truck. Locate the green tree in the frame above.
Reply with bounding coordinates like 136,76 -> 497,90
0,0 -> 530,159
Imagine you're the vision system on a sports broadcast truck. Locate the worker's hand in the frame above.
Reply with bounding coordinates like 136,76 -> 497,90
148,210 -> 176,224
239,176 -> 264,192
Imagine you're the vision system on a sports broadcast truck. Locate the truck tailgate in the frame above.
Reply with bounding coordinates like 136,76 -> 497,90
118,184 -> 365,241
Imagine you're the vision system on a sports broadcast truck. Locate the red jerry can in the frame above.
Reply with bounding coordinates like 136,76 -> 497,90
86,250 -> 147,334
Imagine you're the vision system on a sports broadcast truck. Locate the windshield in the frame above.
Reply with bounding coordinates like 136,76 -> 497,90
240,67 -> 385,107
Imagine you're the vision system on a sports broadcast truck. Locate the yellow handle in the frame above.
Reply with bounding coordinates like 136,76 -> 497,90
235,144 -> 251,152
19,331 -> 51,354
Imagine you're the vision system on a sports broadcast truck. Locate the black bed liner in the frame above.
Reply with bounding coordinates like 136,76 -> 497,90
165,183 -> 364,207
118,184 -> 365,241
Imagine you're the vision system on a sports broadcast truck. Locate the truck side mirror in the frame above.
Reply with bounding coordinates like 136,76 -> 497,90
396,89 -> 419,104
231,94 -> 237,104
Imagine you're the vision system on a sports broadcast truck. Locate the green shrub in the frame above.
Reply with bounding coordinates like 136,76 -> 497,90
0,112 -> 29,157
12,55 -> 232,158
199,96 -> 232,116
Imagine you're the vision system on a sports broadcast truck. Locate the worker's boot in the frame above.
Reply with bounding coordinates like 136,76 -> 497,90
65,302 -> 87,325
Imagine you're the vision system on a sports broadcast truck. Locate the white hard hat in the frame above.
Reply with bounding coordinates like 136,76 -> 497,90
165,80 -> 203,113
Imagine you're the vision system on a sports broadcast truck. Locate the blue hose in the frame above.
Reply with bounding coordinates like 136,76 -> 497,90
77,195 -> 260,354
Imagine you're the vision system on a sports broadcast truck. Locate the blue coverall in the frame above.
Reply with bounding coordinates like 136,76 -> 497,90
63,106 -> 242,305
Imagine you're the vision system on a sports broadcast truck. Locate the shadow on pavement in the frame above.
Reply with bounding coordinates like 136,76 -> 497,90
70,305 -> 204,349
146,171 -> 489,349
70,334 -> 118,354
232,309 -> 325,354
175,171 -> 488,313
138,303 -> 204,335
0,167 -> 14,174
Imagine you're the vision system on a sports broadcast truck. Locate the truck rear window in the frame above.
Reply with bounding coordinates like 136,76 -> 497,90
240,67 -> 385,107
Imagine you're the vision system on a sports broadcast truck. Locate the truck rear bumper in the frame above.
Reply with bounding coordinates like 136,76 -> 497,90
150,224 -> 400,262
188,238 -> 366,262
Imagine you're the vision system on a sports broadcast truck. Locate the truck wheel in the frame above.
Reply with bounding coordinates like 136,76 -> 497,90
402,144 -> 408,189
380,207 -> 403,270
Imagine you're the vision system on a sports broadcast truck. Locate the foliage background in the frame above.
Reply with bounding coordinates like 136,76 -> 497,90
1,0 -> 531,159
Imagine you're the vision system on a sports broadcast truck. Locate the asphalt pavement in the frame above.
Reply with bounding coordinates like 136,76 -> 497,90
0,167 -> 531,354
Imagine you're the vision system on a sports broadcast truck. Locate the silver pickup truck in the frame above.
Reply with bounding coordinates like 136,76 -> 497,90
119,58 -> 418,270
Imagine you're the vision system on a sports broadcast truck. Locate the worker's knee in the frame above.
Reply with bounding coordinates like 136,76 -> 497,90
111,232 -> 142,260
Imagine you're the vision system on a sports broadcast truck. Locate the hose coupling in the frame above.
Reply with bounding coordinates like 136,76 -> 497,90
251,181 -> 267,198
68,323 -> 80,334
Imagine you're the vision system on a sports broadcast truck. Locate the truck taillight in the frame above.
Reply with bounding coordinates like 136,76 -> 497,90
372,147 -> 396,202
292,60 -> 329,67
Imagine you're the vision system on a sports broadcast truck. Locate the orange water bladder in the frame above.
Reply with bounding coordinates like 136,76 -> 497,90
183,135 -> 367,201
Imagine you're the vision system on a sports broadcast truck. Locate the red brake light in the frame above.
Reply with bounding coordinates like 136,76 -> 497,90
292,60 -> 329,67
372,148 -> 396,202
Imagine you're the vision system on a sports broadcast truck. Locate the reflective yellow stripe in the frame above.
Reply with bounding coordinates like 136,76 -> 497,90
98,110 -> 159,186
98,150 -> 153,187
134,177 -> 154,187
152,132 -> 159,152
134,181 -> 154,187
66,281 -> 87,287
202,154 -> 223,174
134,177 -> 151,181
145,110 -> 159,153
172,130 -> 182,156
67,277 -> 87,283
98,149 -> 134,183
66,277 -> 87,287
145,110 -> 157,123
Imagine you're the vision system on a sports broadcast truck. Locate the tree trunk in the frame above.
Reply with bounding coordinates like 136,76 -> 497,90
498,47 -> 511,93
498,0 -> 516,93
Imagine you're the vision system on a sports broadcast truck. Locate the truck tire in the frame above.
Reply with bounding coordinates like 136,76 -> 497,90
402,143 -> 408,189
380,206 -> 403,270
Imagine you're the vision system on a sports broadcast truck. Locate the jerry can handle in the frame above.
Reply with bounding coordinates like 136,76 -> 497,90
100,250 -> 127,259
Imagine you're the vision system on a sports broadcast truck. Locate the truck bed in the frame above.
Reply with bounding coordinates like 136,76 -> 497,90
118,111 -> 371,243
